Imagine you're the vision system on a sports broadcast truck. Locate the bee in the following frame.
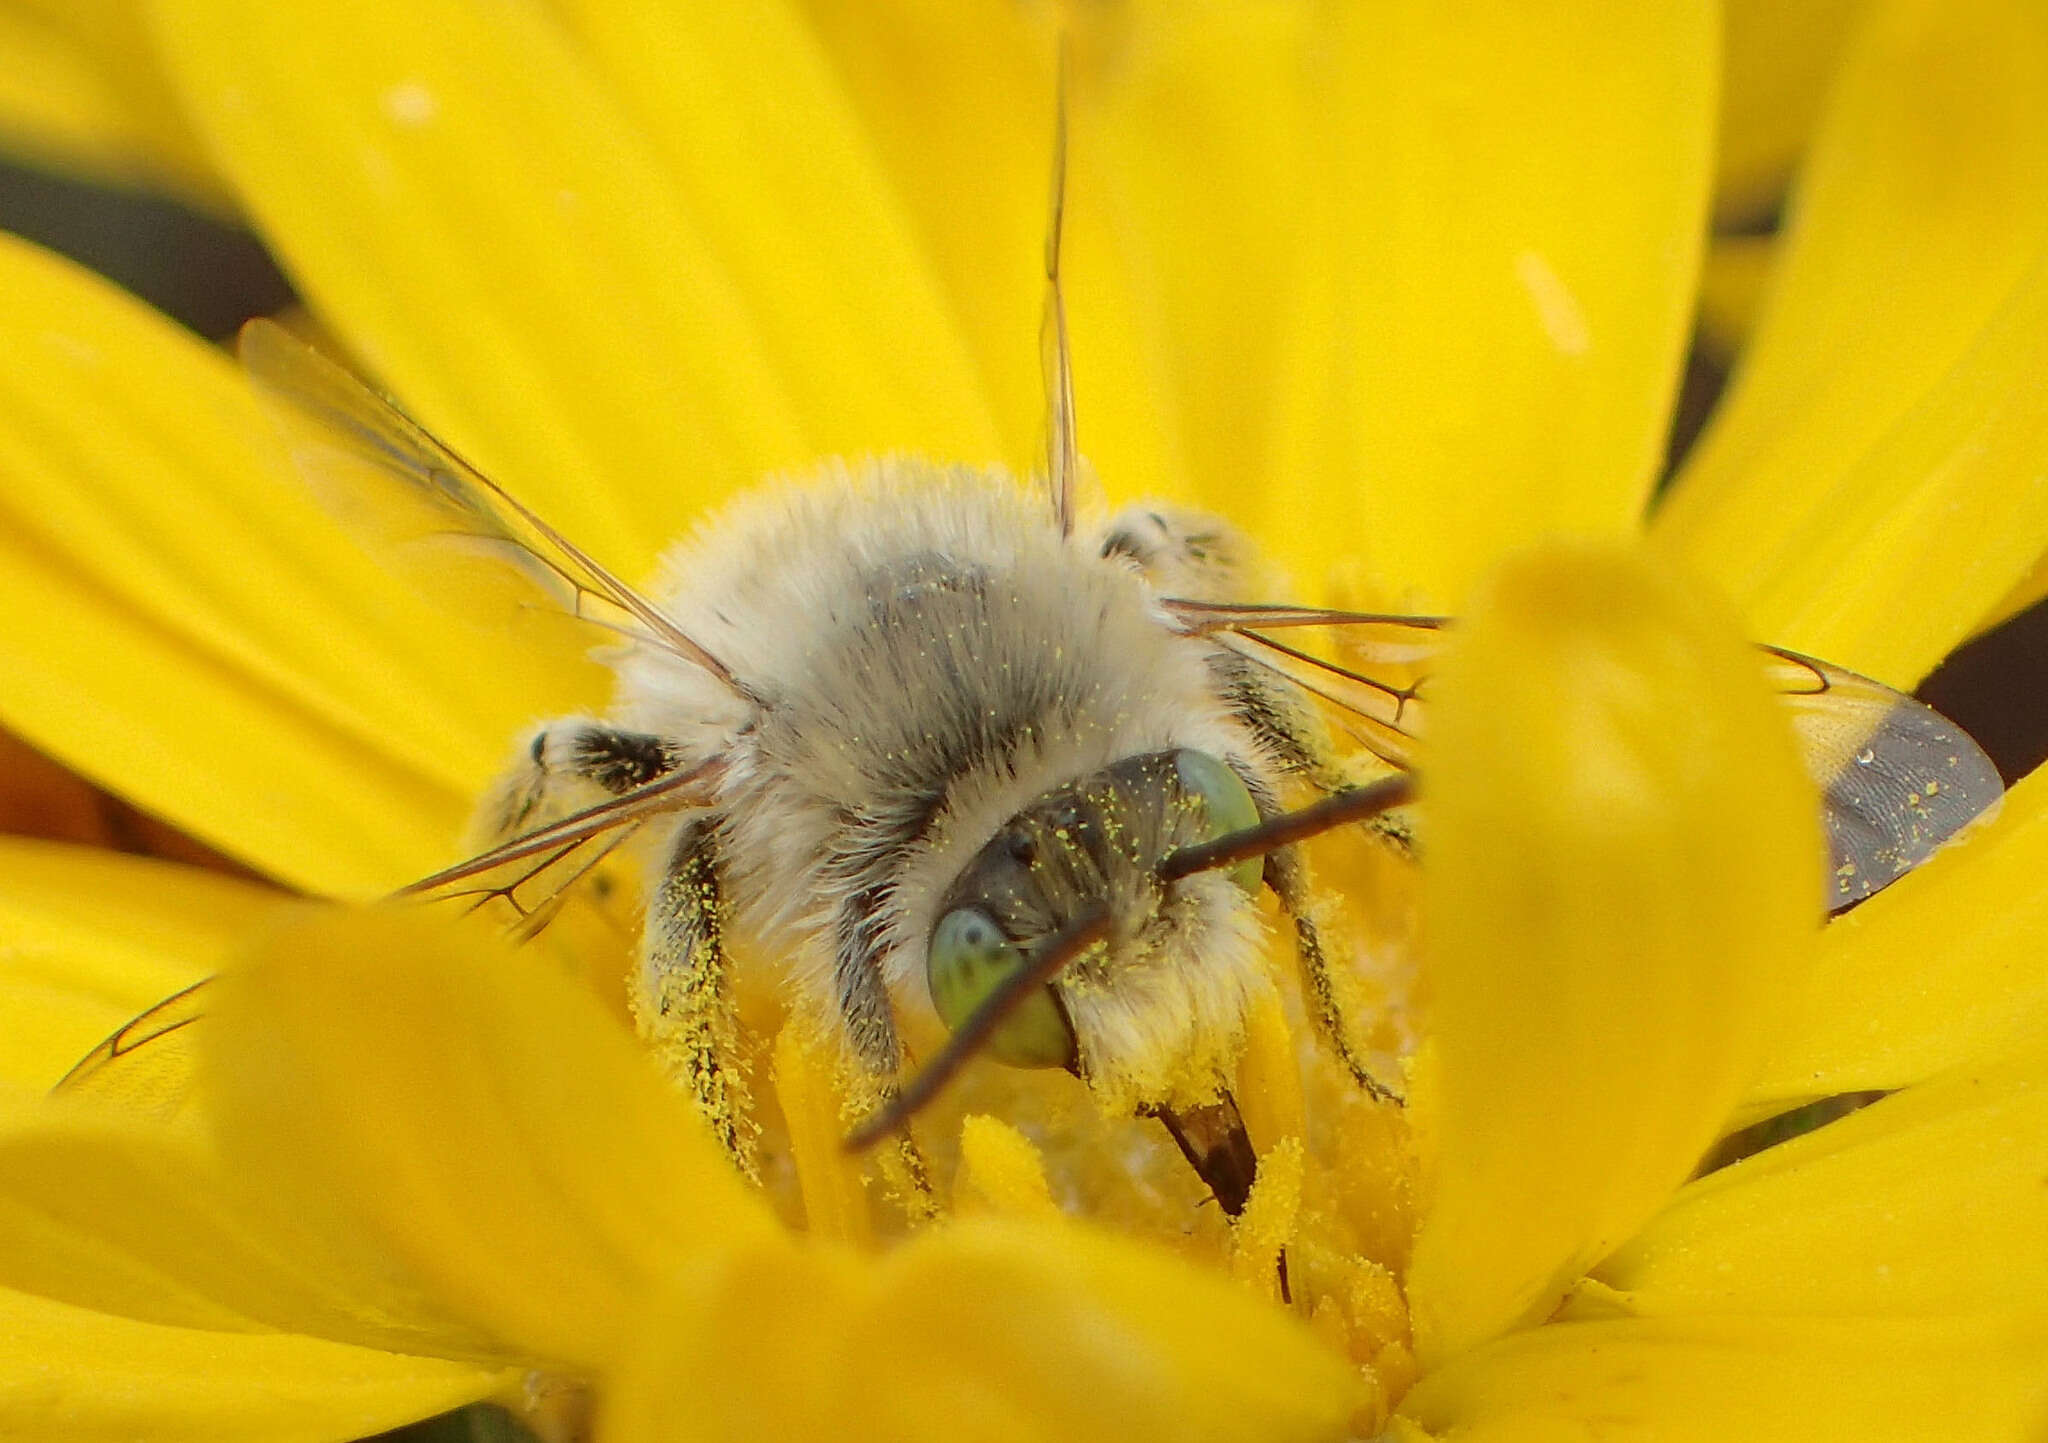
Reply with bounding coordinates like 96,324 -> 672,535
61,99 -> 2005,1229
202,318 -> 1430,1216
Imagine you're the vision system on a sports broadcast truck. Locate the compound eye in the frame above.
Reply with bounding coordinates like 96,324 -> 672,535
927,908 -> 1076,1069
1174,750 -> 1264,893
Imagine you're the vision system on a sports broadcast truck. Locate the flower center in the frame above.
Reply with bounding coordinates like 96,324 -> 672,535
684,819 -> 1429,1426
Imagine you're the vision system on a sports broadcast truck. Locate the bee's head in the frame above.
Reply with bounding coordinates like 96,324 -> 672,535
925,749 -> 1265,1093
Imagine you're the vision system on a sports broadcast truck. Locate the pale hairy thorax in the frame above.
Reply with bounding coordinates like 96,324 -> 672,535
611,457 -> 1280,1108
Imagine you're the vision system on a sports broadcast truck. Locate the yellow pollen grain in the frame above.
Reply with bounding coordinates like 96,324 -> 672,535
953,1114 -> 1061,1220
1235,976 -> 1308,1156
1230,1135 -> 1305,1299
771,1020 -> 873,1246
1309,1294 -> 1349,1355
1288,1238 -> 1414,1364
875,1133 -> 941,1228
1345,1257 -> 1410,1359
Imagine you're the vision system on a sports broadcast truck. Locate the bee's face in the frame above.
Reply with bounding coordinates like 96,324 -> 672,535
926,749 -> 1263,1076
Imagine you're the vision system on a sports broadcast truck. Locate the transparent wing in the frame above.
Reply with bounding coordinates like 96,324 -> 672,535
1760,648 -> 2005,908
55,760 -> 723,1100
399,759 -> 721,938
53,978 -> 209,1117
61,331 -> 744,1106
1164,599 -> 1446,769
240,318 -> 745,695
1168,599 -> 2004,911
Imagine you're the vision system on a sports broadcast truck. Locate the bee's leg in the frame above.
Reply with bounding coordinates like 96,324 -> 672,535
1104,505 -> 1414,851
833,889 -> 938,1219
1217,661 -> 1352,795
639,817 -> 758,1180
478,719 -> 685,840
1269,847 -> 1403,1106
1240,771 -> 1405,1107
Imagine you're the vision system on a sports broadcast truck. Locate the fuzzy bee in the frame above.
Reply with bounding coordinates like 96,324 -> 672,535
62,113 -> 2005,1225
211,317 -> 1429,1213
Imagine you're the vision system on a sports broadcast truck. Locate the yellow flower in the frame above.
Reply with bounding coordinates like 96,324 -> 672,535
0,1 -> 2046,1440
1716,0 -> 1876,228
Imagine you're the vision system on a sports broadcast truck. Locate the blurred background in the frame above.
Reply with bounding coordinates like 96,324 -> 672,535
0,154 -> 290,870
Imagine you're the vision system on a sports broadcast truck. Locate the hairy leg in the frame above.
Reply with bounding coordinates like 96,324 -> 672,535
1239,769 -> 1405,1106
639,817 -> 758,1179
833,884 -> 938,1220
474,719 -> 686,842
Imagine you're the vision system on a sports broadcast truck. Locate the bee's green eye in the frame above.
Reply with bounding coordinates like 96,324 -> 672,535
1175,750 -> 1264,893
927,908 -> 1075,1069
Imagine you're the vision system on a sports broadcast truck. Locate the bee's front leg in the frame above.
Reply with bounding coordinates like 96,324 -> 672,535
1271,847 -> 1404,1108
1239,770 -> 1405,1107
475,719 -> 686,843
832,892 -> 939,1222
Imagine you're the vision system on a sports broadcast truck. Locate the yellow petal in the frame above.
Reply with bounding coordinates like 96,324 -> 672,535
609,1220 -> 1361,1443
547,0 -> 1000,469
0,839 -> 281,1093
1983,549 -> 2048,636
1656,0 -> 2048,685
0,1284 -> 503,1443
0,232 -> 582,894
1405,543 -> 1821,1366
204,907 -> 780,1371
1400,1312 -> 2048,1441
784,2 -> 1051,472
0,1093 -> 497,1355
1747,762 -> 2048,1108
0,9 -> 168,186
1714,0 -> 1870,226
770,6 -> 1311,510
1267,4 -> 1714,606
1599,1041 -> 2048,1317
0,1 -> 226,203
147,0 -> 808,580
1063,5 -> 1320,514
1694,234 -> 1776,365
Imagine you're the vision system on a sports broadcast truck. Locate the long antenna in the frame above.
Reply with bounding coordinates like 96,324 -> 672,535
844,907 -> 1109,1150
1158,774 -> 1416,883
1040,38 -> 1078,539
